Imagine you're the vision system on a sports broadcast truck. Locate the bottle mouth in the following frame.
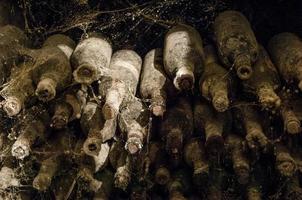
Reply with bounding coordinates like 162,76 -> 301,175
33,175 -> 51,191
174,74 -> 194,91
173,66 -> 195,91
234,164 -> 250,185
258,86 -> 281,109
155,167 -> 171,185
3,97 -> 22,117
115,169 -> 131,191
35,78 -> 56,102
73,64 -> 98,84
83,137 -> 102,157
237,65 -> 253,80
286,119 -> 301,134
193,165 -> 209,186
11,140 -> 30,160
152,105 -> 165,117
102,103 -> 117,120
125,137 -> 143,155
213,92 -> 229,112
51,115 -> 68,129
277,159 -> 296,177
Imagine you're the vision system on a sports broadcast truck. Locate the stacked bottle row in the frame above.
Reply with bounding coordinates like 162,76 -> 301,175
0,9 -> 302,200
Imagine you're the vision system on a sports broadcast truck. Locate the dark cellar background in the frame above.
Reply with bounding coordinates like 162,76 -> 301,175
4,0 -> 302,56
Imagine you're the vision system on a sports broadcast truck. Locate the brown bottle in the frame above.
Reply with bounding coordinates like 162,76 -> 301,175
214,10 -> 259,80
146,142 -> 171,186
53,170 -> 77,200
80,101 -> 113,171
164,24 -> 204,91
199,45 -> 231,112
167,169 -> 191,200
275,142 -> 296,178
77,167 -> 104,194
119,97 -> 150,155
194,98 -> 230,158
279,91 -> 302,134
242,46 -> 281,110
99,76 -> 126,120
283,175 -> 302,200
225,134 -> 250,185
72,34 -> 112,85
109,141 -> 131,191
206,168 -> 225,200
268,32 -> 302,91
234,104 -> 269,153
140,48 -> 177,117
32,155 -> 60,191
246,179 -> 262,200
160,97 -> 193,167
102,50 -> 142,120
32,129 -> 77,191
93,169 -> 114,200
50,86 -> 82,129
11,106 -> 50,160
184,137 -> 209,187
0,25 -> 30,85
32,34 -> 75,102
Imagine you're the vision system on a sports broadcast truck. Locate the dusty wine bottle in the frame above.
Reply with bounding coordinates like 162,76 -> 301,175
160,97 -> 193,167
11,107 -> 50,160
50,86 -> 82,129
214,10 -> 259,80
109,141 -> 131,191
0,61 -> 35,116
194,98 -> 230,158
199,45 -> 231,112
0,25 -> 30,85
167,169 -> 191,200
93,169 -> 114,200
283,174 -> 302,200
184,137 -> 209,187
98,76 -> 125,120
234,104 -> 269,153
0,152 -> 20,190
53,170 -> 77,200
32,129 -> 77,191
77,166 -> 104,194
246,179 -> 262,200
102,49 -> 142,120
164,24 -> 204,91
80,101 -> 112,171
278,91 -> 302,134
242,46 -> 281,110
268,32 -> 302,91
281,106 -> 301,135
72,33 -> 112,84
225,133 -> 250,185
32,155 -> 60,191
206,168 -> 226,200
140,48 -> 177,117
32,34 -> 75,102
147,141 -> 171,186
275,142 -> 296,178
119,97 -> 150,155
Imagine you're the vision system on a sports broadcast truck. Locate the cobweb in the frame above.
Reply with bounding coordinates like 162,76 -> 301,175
19,0 -> 232,55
